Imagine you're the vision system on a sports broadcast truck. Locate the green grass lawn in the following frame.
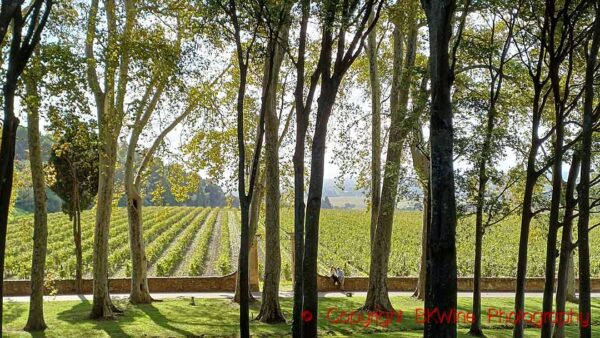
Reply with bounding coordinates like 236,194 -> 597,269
3,296 -> 599,337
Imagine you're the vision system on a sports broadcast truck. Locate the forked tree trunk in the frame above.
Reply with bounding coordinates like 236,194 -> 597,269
291,1 -> 312,335
364,15 -> 418,313
421,0 -> 458,337
24,69 -> 49,331
541,9 -> 568,336
257,18 -> 289,324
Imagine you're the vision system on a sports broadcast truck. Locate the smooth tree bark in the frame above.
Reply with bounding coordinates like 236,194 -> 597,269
257,16 -> 289,324
86,0 -> 136,319
367,11 -> 381,244
420,0 -> 458,336
301,2 -> 381,335
576,4 -> 599,337
0,0 -> 52,328
23,55 -> 48,331
553,152 -> 580,338
363,12 -> 418,312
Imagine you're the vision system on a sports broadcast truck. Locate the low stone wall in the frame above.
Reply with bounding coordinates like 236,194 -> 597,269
5,275 -> 599,296
316,275 -> 600,293
3,273 -> 259,296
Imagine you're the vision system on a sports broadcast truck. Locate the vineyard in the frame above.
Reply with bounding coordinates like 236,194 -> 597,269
5,207 -> 600,280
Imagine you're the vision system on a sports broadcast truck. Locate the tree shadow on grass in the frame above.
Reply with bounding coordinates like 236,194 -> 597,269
138,303 -> 199,337
57,299 -> 133,337
3,300 -> 26,325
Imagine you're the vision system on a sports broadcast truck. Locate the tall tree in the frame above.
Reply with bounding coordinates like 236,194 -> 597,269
218,0 -> 285,334
467,7 -> 518,336
0,0 -> 52,328
363,0 -> 420,312
123,8 -> 211,303
301,1 -> 381,335
576,2 -> 600,337
420,0 -> 458,336
512,3 -> 553,335
85,0 -> 136,319
257,9 -> 291,323
540,2 -> 583,336
22,52 -> 47,331
291,0 -> 320,335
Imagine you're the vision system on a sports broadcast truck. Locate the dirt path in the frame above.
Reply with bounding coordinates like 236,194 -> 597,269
202,210 -> 223,276
173,209 -> 214,276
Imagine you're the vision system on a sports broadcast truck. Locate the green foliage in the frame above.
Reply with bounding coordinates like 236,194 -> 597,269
46,113 -> 99,218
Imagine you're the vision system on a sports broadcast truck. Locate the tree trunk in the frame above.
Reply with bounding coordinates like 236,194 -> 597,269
257,19 -> 289,324
566,252 -> 577,303
576,7 -> 599,337
541,15 -> 568,337
364,17 -> 418,313
0,81 -> 19,328
292,1 -> 311,335
553,153 -> 579,338
234,172 -> 263,304
0,0 -> 51,328
125,114 -> 153,303
302,90 -> 336,337
367,11 -> 381,245
24,69 -> 49,331
513,78 -> 544,338
127,189 -> 152,304
89,132 -> 120,319
410,89 -> 430,301
421,0 -> 458,337
73,176 -> 83,294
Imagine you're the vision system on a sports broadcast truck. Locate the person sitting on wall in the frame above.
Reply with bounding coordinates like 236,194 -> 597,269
330,266 -> 340,286
336,267 -> 345,291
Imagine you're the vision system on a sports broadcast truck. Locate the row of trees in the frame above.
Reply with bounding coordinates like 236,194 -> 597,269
0,1 -> 599,338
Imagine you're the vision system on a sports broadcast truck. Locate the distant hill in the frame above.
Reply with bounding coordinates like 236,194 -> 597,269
322,178 -> 423,210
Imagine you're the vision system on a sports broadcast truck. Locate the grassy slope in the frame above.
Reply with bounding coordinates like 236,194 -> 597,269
3,296 -> 598,337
